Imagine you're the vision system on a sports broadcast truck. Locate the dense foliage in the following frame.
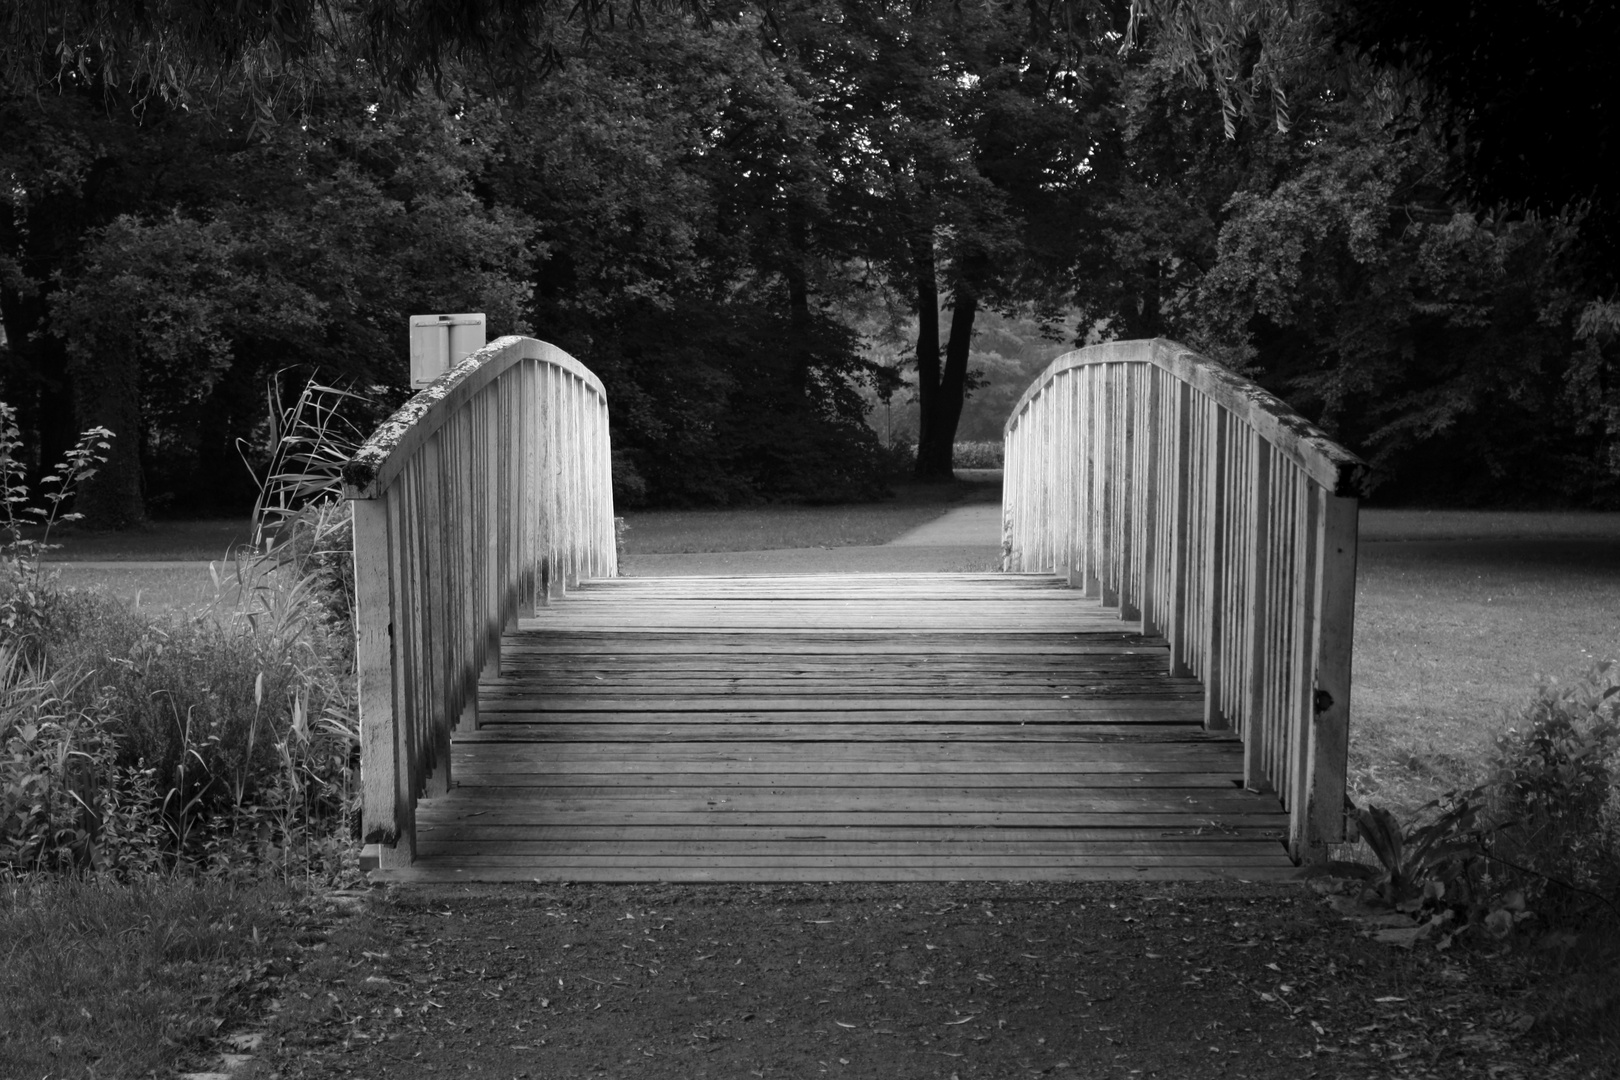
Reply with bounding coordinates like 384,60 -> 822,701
1,406 -> 358,877
2,1 -> 1617,512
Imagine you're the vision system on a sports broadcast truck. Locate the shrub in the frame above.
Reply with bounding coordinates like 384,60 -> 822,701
1487,660 -> 1620,918
1353,657 -> 1620,942
953,440 -> 1004,469
1,395 -> 360,880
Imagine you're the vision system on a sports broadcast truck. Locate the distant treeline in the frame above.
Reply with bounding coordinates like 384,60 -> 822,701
2,2 -> 1615,519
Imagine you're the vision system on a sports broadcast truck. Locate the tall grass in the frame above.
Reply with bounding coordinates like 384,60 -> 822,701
0,386 -> 363,881
0,387 -> 366,1077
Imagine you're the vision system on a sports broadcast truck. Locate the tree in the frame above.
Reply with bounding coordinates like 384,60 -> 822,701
1333,0 -> 1618,259
5,69 -> 538,525
487,15 -> 890,504
769,0 -> 1116,479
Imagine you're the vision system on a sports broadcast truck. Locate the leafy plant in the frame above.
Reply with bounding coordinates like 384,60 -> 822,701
1352,658 -> 1620,945
1487,662 -> 1620,918
0,401 -> 113,657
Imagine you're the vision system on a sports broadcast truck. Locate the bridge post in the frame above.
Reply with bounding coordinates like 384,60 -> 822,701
1300,492 -> 1359,858
409,313 -> 486,388
353,495 -> 415,869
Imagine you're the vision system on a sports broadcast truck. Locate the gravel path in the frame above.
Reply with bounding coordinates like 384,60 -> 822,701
229,879 -> 1610,1080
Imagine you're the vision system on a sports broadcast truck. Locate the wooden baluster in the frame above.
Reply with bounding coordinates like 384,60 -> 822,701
1000,417 -> 1014,571
544,364 -> 563,601
1241,435 -> 1272,790
484,385 -> 504,675
515,360 -> 533,612
566,375 -> 583,589
1043,386 -> 1056,573
455,408 -> 478,734
1164,380 -> 1194,676
1097,365 -> 1117,608
1117,364 -> 1139,621
1142,367 -> 1167,638
391,472 -> 422,861
1201,404 -> 1229,730
1286,484 -> 1323,856
1080,368 -> 1099,599
421,435 -> 451,799
1229,423 -> 1249,723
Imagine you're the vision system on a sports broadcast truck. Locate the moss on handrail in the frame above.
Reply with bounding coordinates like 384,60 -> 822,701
342,335 -> 608,499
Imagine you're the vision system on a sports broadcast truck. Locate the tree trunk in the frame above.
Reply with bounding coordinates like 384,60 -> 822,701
914,238 -> 982,480
916,288 -> 979,479
1129,258 -> 1163,338
0,281 -> 76,487
72,350 -> 145,529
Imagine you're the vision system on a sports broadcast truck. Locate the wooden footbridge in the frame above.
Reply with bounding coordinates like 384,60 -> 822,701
343,337 -> 1362,882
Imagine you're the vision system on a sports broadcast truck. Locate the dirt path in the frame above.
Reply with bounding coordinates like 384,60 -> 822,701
232,879 -> 1609,1080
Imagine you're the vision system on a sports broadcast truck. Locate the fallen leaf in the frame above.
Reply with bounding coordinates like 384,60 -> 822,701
944,1016 -> 977,1026
1373,925 -> 1431,948
835,1021 -> 856,1029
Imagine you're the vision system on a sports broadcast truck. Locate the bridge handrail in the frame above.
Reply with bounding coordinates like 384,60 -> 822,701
343,335 -> 616,867
1002,338 -> 1364,860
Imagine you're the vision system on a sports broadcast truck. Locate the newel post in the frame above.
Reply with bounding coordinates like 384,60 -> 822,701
1301,492 -> 1359,858
410,313 -> 486,388
353,495 -> 413,869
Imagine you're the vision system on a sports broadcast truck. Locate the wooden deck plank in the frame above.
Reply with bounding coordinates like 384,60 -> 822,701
450,776 -> 1248,792
415,839 -> 1284,856
411,825 -> 1284,842
451,724 -> 1227,742
374,865 -> 1302,883
413,811 -> 1286,828
392,573 -> 1294,883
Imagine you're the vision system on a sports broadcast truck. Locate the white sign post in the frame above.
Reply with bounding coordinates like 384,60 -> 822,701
409,313 -> 487,388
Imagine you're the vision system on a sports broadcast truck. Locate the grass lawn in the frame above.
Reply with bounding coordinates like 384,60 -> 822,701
1351,509 -> 1620,813
0,876 -> 296,1077
34,499 -> 1620,817
35,517 -> 255,562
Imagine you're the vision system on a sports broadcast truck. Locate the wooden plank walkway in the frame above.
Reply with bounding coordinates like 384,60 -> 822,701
379,573 -> 1297,882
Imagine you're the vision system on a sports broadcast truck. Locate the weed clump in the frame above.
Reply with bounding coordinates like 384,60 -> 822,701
1351,657 -> 1620,1039
0,396 -> 360,881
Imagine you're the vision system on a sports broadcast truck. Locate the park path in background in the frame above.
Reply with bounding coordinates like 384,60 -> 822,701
623,504 -> 1004,577
886,504 -> 1002,547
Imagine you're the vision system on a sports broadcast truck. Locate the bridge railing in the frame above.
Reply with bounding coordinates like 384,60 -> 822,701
1002,339 -> 1364,861
343,336 -> 615,867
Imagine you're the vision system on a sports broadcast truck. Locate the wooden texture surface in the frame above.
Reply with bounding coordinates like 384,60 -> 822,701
374,573 -> 1296,883
1002,339 -> 1362,859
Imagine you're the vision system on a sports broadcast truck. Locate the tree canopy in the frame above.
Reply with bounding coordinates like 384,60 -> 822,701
3,0 -> 1617,522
